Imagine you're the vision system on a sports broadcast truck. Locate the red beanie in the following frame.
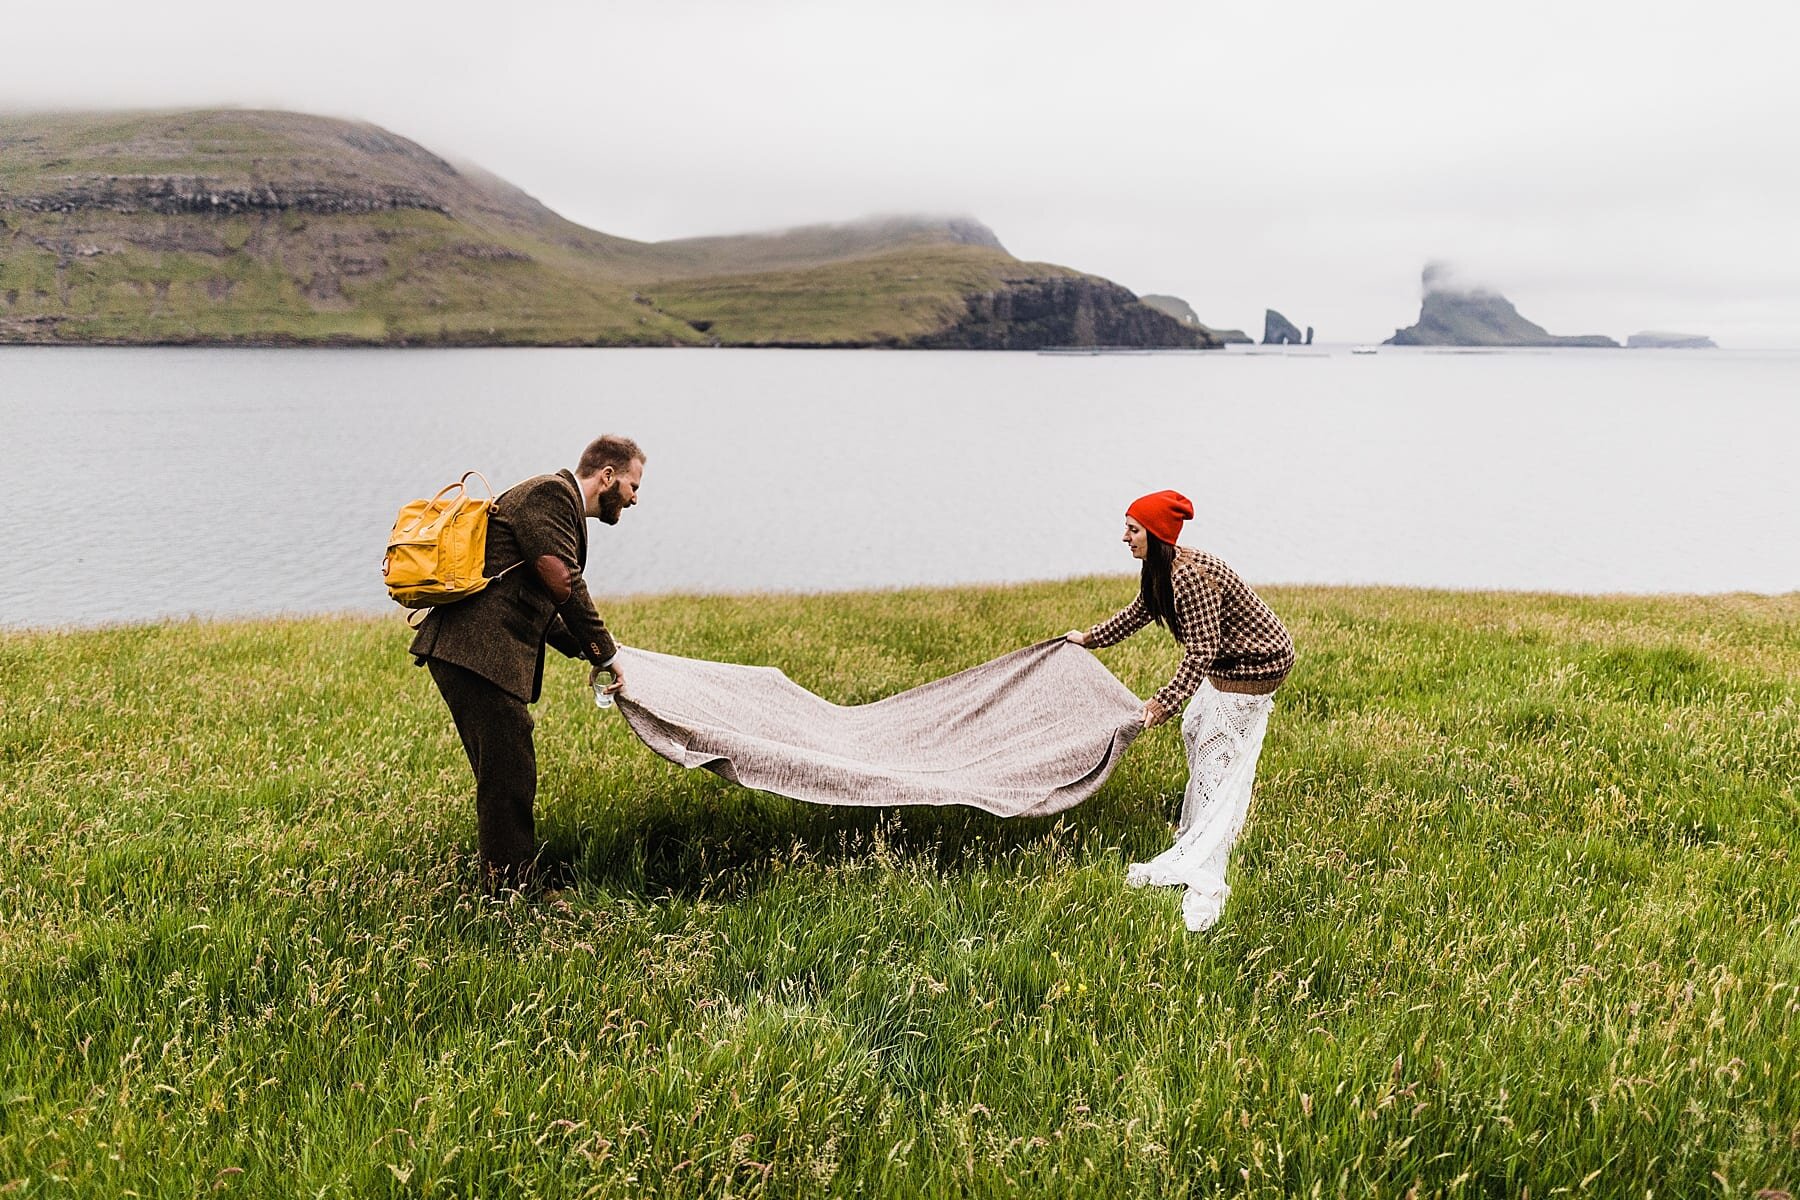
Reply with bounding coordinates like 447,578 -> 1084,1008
1126,490 -> 1193,545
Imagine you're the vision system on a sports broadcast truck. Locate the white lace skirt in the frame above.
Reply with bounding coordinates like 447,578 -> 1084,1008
1125,681 -> 1275,931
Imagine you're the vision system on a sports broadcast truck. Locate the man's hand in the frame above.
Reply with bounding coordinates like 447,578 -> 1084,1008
1064,630 -> 1088,646
589,661 -> 625,697
1140,699 -> 1170,728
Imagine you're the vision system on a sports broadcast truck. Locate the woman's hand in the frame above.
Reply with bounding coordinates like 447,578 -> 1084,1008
1140,699 -> 1170,728
1063,630 -> 1088,646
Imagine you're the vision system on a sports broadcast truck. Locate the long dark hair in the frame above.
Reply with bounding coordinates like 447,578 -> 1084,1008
1140,532 -> 1181,638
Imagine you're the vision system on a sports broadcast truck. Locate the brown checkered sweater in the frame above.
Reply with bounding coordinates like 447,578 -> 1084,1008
1085,547 -> 1295,714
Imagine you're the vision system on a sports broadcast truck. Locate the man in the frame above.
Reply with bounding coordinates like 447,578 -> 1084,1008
411,434 -> 645,890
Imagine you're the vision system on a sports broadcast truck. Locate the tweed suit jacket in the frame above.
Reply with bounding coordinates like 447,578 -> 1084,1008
410,470 -> 617,703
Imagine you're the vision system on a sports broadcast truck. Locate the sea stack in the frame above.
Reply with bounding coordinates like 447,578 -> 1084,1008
1264,309 -> 1304,345
1385,263 -> 1619,347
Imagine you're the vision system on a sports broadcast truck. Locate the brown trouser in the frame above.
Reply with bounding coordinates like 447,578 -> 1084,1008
427,658 -> 538,886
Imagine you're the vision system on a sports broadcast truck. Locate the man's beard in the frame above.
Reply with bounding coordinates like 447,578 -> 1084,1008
596,480 -> 625,524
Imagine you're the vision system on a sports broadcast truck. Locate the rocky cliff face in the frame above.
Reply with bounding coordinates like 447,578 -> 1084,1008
1263,309 -> 1303,345
914,278 -> 1218,350
3,177 -> 449,216
1386,265 -> 1619,347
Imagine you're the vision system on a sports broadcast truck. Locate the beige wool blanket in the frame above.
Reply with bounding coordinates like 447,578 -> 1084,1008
613,640 -> 1144,817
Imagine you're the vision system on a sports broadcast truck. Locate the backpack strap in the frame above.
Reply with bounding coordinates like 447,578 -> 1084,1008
480,470 -> 527,585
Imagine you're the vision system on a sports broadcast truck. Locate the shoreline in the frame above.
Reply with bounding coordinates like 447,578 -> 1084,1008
6,578 -> 1797,637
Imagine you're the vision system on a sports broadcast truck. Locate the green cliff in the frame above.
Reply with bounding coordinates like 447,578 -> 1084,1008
1138,293 -> 1250,343
1385,263 -> 1619,348
0,109 -> 1214,349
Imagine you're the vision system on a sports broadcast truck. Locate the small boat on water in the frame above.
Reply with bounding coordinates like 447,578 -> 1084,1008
1351,346 -> 1378,355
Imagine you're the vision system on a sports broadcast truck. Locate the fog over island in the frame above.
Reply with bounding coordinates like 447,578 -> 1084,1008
4,0 -> 1797,347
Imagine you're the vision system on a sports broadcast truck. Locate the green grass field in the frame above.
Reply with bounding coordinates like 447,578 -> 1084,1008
2,581 -> 1796,1197
642,248 -> 1072,346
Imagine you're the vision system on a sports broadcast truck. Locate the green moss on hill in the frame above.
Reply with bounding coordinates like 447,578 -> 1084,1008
0,109 -> 1210,349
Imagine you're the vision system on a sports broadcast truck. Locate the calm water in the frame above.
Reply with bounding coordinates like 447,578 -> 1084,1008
1,345 -> 1796,629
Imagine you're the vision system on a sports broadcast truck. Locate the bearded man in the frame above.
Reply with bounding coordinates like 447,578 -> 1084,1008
411,434 -> 646,890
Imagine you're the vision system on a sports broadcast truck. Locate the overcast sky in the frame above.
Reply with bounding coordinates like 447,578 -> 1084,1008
7,0 -> 1798,346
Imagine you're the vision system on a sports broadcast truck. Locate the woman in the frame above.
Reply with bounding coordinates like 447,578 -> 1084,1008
1065,490 -> 1294,931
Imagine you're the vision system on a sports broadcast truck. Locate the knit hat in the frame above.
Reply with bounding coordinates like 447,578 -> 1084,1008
1126,490 -> 1193,545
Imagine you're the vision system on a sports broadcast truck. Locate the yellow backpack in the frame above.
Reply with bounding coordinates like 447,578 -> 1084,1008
382,471 -> 519,610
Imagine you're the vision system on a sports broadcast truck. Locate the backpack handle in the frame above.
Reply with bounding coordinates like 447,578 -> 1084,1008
404,471 -> 497,538
424,470 -> 495,507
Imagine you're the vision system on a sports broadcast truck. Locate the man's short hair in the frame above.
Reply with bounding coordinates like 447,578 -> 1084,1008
577,434 -> 645,477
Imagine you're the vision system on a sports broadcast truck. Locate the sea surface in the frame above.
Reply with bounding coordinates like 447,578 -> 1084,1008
1,345 -> 1795,629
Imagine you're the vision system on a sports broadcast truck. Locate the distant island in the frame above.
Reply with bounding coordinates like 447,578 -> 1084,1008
1385,263 -> 1619,348
1627,331 -> 1717,349
1263,309 -> 1310,346
1138,294 -> 1251,343
0,109 -> 1213,350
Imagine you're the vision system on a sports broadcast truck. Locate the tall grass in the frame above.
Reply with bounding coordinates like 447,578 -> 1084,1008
1,581 -> 1795,1197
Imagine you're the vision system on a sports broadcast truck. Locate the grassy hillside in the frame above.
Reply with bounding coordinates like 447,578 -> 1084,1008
640,246 -> 1051,346
0,109 -> 1209,348
2,582 -> 1796,1196
627,215 -> 1007,281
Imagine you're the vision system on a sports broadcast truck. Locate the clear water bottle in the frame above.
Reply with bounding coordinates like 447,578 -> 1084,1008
593,681 -> 614,709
